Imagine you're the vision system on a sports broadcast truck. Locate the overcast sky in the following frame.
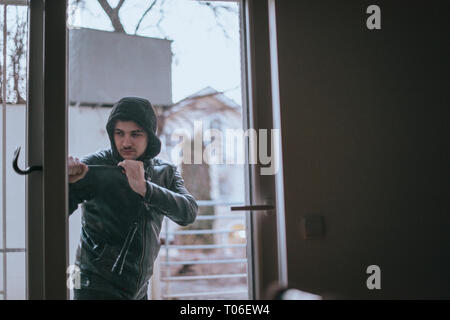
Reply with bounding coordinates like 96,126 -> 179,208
69,0 -> 243,105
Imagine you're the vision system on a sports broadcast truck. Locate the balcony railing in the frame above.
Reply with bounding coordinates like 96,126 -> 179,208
0,200 -> 248,300
152,200 -> 248,300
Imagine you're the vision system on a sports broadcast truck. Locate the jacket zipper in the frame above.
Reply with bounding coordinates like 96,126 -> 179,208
136,165 -> 152,293
136,214 -> 146,293
111,222 -> 138,275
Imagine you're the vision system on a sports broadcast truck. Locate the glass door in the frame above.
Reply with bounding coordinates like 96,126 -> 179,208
67,0 -> 251,300
1,0 -> 279,300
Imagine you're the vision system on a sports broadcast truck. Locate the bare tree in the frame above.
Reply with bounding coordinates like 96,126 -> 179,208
1,5 -> 27,104
9,8 -> 27,104
197,1 -> 239,39
70,0 -> 237,39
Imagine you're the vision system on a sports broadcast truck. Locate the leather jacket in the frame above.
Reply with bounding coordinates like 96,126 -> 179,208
69,149 -> 198,299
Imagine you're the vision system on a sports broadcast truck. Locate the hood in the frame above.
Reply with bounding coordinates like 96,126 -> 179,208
106,97 -> 162,162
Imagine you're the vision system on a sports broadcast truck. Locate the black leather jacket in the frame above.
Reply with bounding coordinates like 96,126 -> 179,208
69,148 -> 198,299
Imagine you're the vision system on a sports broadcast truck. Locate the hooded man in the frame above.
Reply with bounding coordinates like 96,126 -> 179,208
68,97 -> 198,300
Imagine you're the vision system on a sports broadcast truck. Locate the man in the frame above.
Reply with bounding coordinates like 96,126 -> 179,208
68,97 -> 198,300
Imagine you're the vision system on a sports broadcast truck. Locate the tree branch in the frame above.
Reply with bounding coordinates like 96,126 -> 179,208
97,0 -> 125,33
134,0 -> 157,35
116,0 -> 126,10
97,0 -> 113,15
197,2 -> 238,39
156,0 -> 167,38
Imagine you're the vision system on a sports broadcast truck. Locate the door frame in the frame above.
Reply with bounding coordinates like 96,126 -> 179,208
27,0 -> 68,299
241,0 -> 287,299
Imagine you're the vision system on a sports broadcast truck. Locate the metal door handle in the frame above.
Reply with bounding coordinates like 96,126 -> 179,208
12,146 -> 43,175
230,204 -> 275,211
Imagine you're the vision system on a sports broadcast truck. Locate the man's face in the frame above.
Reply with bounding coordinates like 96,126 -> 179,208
114,120 -> 148,160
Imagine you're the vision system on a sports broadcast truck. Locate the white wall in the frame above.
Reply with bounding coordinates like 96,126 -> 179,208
0,105 -> 26,300
68,28 -> 172,106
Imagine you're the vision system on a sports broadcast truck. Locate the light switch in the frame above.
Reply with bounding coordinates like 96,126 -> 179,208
301,215 -> 325,239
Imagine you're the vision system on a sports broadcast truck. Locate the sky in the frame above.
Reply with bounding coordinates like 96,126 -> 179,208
69,0 -> 243,105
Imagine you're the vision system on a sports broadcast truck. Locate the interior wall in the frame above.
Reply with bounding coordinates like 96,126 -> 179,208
271,0 -> 450,298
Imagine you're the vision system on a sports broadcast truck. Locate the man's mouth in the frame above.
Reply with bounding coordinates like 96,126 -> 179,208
122,150 -> 134,154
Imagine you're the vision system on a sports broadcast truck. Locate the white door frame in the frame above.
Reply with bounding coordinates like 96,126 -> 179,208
241,0 -> 287,299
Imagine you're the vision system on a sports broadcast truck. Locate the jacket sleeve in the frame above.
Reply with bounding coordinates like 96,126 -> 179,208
69,171 -> 94,215
68,152 -> 103,215
143,165 -> 198,226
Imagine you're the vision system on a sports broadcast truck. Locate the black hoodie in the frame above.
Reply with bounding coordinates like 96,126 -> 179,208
106,96 -> 162,162
69,97 -> 198,299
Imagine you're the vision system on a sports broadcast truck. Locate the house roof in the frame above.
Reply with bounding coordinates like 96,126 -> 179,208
170,86 -> 241,113
157,86 -> 242,137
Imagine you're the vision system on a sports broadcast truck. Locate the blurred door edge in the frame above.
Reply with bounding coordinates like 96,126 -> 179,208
241,0 -> 284,300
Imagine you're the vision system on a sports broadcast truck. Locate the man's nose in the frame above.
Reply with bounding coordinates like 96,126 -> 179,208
122,135 -> 132,147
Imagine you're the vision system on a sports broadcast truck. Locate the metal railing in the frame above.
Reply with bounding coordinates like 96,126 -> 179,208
155,200 -> 248,300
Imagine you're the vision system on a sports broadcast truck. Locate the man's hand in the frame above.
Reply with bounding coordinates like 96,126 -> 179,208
118,160 -> 148,197
68,156 -> 89,184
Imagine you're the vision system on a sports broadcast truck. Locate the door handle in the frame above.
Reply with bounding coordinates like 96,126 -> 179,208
230,204 -> 275,211
12,146 -> 43,175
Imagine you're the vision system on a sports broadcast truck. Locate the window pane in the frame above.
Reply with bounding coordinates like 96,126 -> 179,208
6,252 -> 25,300
68,0 -> 248,300
0,3 -> 28,300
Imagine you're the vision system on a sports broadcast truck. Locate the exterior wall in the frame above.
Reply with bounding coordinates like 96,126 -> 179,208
68,28 -> 172,106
